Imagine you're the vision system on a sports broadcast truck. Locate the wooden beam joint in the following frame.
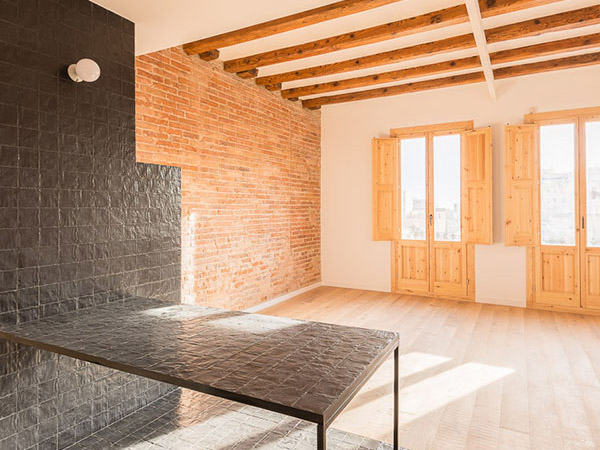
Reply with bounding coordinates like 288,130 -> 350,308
264,83 -> 282,91
198,50 -> 220,61
237,69 -> 259,79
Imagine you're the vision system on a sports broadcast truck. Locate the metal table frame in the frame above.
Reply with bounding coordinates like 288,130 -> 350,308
317,346 -> 399,450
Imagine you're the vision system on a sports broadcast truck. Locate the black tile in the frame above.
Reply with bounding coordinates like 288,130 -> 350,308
18,107 -> 38,130
0,0 -> 182,446
0,292 -> 17,313
0,209 -> 17,229
0,250 -> 17,271
0,147 -> 18,168
0,125 -> 17,146
0,105 -> 17,126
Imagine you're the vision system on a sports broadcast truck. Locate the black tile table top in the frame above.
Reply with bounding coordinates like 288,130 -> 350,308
68,389 -> 402,449
0,297 -> 399,427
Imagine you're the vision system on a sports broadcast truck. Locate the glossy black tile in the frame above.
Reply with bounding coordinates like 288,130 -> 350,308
0,0 -> 182,446
64,389 -> 400,450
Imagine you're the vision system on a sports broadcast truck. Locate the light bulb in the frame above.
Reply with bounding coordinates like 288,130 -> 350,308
68,58 -> 101,83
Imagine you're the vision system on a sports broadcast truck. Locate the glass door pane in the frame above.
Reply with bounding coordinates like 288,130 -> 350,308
540,123 -> 576,246
586,121 -> 600,247
433,134 -> 461,242
400,137 -> 426,240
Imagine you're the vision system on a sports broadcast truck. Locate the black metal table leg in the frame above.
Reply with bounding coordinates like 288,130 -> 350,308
318,423 -> 326,449
394,347 -> 399,450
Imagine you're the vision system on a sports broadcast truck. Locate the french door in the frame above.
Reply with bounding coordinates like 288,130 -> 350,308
534,116 -> 600,310
581,116 -> 600,310
394,130 -> 469,299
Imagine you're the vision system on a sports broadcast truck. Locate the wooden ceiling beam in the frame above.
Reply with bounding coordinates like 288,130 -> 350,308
223,5 -> 471,73
301,51 -> 600,109
255,34 -> 477,87
283,32 -> 600,98
486,5 -> 600,43
281,56 -> 481,98
182,0 -> 405,56
494,51 -> 600,79
255,2 -> 579,88
301,72 -> 486,109
226,0 -> 566,74
478,0 -> 566,17
491,32 -> 600,65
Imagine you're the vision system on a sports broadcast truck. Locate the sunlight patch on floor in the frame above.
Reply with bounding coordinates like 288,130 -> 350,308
397,362 -> 514,419
332,353 -> 514,444
398,351 -> 452,378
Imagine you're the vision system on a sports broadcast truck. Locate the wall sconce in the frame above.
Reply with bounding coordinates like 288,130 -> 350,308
68,58 -> 101,83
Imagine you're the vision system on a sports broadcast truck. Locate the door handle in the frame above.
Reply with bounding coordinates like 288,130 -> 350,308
429,214 -> 433,226
582,216 -> 585,229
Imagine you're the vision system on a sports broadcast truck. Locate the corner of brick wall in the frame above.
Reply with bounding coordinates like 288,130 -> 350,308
135,46 -> 321,310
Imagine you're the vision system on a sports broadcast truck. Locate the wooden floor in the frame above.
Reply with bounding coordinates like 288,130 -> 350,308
262,286 -> 600,450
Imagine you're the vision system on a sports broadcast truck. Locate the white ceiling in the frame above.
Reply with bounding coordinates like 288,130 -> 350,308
91,0 -> 600,98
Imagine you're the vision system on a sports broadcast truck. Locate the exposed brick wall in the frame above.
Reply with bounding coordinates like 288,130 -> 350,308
135,46 -> 321,310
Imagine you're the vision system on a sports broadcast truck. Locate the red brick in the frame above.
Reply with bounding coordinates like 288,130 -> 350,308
136,46 -> 321,310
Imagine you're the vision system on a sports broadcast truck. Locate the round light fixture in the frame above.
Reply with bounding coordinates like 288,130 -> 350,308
68,58 -> 101,83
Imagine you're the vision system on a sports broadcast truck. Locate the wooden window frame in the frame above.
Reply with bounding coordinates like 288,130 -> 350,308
390,120 -> 474,137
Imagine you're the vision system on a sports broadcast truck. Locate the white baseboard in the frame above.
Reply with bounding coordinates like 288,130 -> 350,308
476,296 -> 526,308
321,281 -> 391,293
244,282 -> 323,313
245,282 -> 524,310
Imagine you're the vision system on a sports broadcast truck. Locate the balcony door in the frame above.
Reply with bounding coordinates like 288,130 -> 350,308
535,120 -> 580,307
523,112 -> 600,310
374,121 -> 491,302
581,116 -> 600,310
394,129 -> 469,299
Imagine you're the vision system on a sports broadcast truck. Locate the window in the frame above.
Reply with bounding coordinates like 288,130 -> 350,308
539,123 -> 576,246
586,121 -> 600,247
400,137 -> 427,240
433,134 -> 461,242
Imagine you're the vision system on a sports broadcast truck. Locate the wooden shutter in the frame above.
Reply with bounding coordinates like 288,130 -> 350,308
372,138 -> 398,241
505,124 -> 539,246
463,127 -> 493,244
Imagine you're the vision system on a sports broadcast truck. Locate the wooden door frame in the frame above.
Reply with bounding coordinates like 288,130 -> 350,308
391,121 -> 475,301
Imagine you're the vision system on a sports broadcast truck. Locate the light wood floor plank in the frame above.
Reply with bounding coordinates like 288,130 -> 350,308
429,302 -> 482,450
261,287 -> 600,449
525,310 -> 564,450
464,306 -> 508,450
499,306 -> 529,435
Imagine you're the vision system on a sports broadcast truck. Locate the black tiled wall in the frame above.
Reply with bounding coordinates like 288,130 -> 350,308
0,0 -> 182,447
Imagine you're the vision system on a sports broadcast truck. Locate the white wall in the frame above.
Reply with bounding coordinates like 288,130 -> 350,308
321,65 -> 600,307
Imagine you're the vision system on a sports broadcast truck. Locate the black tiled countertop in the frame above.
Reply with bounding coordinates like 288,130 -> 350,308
0,298 -> 399,427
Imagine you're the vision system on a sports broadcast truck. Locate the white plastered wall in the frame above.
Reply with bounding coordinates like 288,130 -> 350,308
321,65 -> 600,307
